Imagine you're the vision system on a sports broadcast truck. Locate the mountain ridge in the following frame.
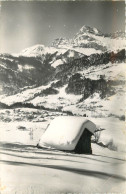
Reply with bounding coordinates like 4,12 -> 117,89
0,25 -> 125,118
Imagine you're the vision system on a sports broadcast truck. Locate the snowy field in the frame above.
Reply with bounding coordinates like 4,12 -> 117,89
0,112 -> 126,193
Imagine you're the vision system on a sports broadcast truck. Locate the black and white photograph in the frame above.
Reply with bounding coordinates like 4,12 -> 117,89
0,0 -> 125,193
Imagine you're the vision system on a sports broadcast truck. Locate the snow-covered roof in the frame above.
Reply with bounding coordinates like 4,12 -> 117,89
38,116 -> 96,151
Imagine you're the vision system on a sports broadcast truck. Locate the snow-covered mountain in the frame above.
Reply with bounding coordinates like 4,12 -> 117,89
21,44 -> 57,57
0,25 -> 125,118
51,25 -> 125,52
20,25 -> 125,57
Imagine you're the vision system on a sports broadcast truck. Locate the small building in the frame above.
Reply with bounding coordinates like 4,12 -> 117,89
37,116 -> 96,154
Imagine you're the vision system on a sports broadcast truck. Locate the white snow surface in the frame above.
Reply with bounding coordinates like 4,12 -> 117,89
38,116 -> 96,150
51,59 -> 63,68
30,85 -> 82,109
18,64 -> 34,72
78,62 -> 125,81
20,44 -> 57,56
75,31 -> 125,52
0,64 -> 7,69
0,144 -> 126,193
73,47 -> 102,55
0,83 -> 82,108
20,44 -> 68,58
68,50 -> 75,57
90,117 -> 126,153
0,118 -> 126,193
0,117 -> 125,153
0,82 -> 53,105
20,43 -> 102,58
63,91 -> 125,119
93,27 -> 99,34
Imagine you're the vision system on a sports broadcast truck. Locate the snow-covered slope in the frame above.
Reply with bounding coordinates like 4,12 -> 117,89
0,25 -> 125,119
20,44 -> 62,57
0,59 -> 125,119
1,129 -> 126,193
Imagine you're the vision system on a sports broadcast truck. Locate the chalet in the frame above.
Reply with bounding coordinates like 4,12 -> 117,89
37,116 -> 96,154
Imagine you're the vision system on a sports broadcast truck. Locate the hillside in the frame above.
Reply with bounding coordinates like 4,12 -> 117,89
0,25 -> 125,119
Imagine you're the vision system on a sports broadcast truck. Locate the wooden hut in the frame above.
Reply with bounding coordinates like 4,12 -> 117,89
37,116 -> 96,154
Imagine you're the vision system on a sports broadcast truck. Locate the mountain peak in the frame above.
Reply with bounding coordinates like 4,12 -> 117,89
79,25 -> 103,36
51,37 -> 70,48
20,44 -> 47,56
21,44 -> 45,52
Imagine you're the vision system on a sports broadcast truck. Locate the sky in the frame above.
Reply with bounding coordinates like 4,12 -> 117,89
0,1 -> 125,53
